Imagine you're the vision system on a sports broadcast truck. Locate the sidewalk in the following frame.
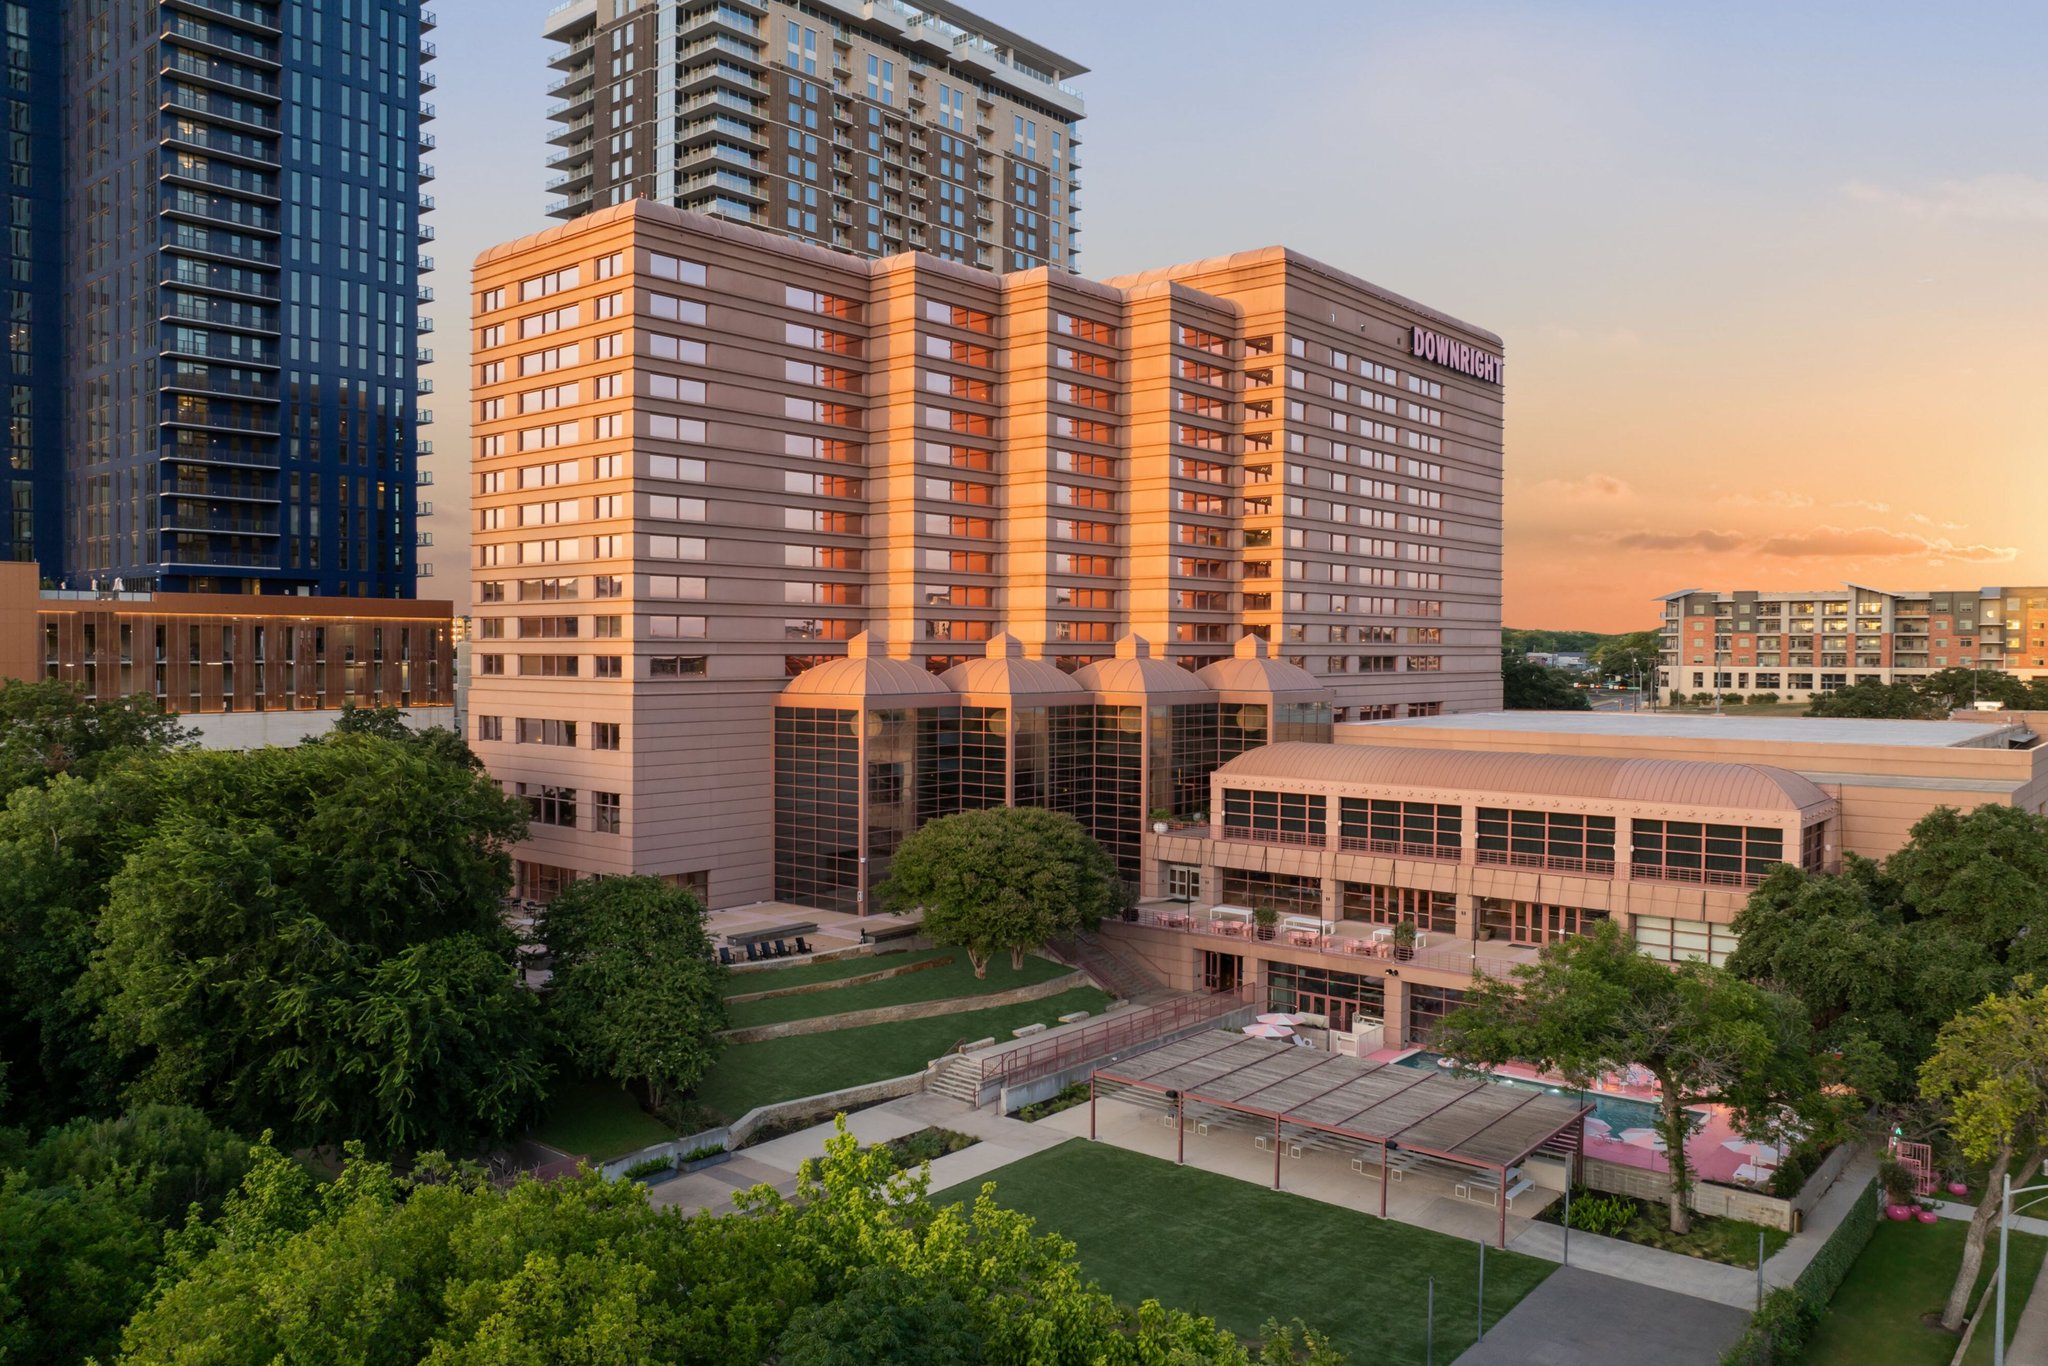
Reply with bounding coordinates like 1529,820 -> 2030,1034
2006,1254 -> 2048,1366
1760,1153 -> 1878,1290
1506,1219 -> 1760,1310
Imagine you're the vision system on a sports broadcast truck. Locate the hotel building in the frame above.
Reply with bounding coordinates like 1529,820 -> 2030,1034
1656,585 -> 2048,703
540,0 -> 1084,273
6,0 -> 436,596
468,201 -> 1504,906
1111,708 -> 2048,1046
0,562 -> 455,747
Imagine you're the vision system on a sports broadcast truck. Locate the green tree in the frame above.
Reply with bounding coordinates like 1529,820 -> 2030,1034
0,1169 -> 161,1364
0,678 -> 194,797
877,808 -> 1118,978
1589,629 -> 1662,687
541,876 -> 728,1111
1435,920 -> 1816,1233
1501,649 -> 1592,711
1915,667 -> 2031,715
1919,978 -> 2048,1331
84,735 -> 548,1153
1727,861 -> 2002,1101
1803,679 -> 1941,719
117,1121 -> 1296,1366
16,1103 -> 253,1227
1886,804 -> 2048,976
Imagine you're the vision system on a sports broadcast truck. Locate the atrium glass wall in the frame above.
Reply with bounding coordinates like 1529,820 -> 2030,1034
773,706 -> 861,911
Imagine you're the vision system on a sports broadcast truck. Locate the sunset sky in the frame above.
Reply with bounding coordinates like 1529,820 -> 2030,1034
423,0 -> 2048,632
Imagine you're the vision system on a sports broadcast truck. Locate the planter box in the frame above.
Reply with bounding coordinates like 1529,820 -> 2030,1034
680,1151 -> 731,1175
634,1168 -> 682,1188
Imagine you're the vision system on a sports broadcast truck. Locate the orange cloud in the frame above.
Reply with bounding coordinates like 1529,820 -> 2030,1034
1532,473 -> 1634,501
1752,525 -> 2018,562
1601,528 -> 1751,552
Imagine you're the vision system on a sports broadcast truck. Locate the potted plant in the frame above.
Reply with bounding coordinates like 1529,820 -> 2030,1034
1391,920 -> 1418,962
1916,1200 -> 1940,1225
1944,1165 -> 1969,1198
1150,808 -> 1173,834
1252,904 -> 1277,942
1474,925 -> 1494,943
1880,1158 -> 1917,1220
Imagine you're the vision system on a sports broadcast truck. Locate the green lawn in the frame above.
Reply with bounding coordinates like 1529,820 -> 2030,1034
931,1140 -> 1553,1364
726,951 -> 1076,1028
726,946 -> 954,995
1805,1217 -> 2048,1366
528,1078 -> 678,1162
692,985 -> 1112,1123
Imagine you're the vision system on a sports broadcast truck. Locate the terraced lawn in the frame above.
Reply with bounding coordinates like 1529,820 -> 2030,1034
725,946 -> 955,994
931,1140 -> 1553,1364
691,984 -> 1110,1124
725,951 -> 1077,1029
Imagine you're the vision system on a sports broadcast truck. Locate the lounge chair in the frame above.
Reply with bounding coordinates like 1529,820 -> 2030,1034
795,935 -> 812,954
773,938 -> 790,957
717,946 -> 735,967
744,942 -> 761,963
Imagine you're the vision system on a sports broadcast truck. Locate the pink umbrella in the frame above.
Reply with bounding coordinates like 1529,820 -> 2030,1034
1242,1023 -> 1295,1039
1618,1127 -> 1669,1151
1257,1013 -> 1305,1026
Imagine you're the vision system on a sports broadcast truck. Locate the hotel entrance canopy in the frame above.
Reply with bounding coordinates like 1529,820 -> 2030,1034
1089,1033 -> 1591,1245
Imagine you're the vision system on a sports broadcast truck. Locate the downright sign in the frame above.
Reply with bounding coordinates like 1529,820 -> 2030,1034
1411,325 -> 1502,385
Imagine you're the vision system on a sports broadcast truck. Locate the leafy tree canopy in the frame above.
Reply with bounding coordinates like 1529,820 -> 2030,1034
1501,648 -> 1592,711
877,807 -> 1119,977
1803,679 -> 1943,719
0,678 -> 194,797
115,1122 -> 1327,1366
1435,920 -> 1819,1233
1919,977 -> 2048,1329
1588,629 -> 1661,685
81,734 -> 548,1152
540,876 -> 727,1110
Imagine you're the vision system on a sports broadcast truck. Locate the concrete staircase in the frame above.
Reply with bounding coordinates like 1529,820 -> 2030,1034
924,1054 -> 984,1106
1050,930 -> 1167,1004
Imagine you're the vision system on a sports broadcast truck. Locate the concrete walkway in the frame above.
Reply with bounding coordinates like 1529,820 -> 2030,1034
1759,1154 -> 1878,1290
2005,1254 -> 2048,1366
644,1091 -> 1071,1215
1452,1267 -> 1748,1366
1505,1219 -> 1759,1310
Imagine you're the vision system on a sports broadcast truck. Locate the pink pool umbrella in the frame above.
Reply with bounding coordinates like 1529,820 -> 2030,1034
1241,1023 -> 1295,1039
1618,1127 -> 1669,1152
1256,1013 -> 1305,1026
1720,1137 -> 1784,1167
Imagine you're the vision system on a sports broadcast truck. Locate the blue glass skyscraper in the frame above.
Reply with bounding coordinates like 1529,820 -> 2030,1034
6,0 -> 435,597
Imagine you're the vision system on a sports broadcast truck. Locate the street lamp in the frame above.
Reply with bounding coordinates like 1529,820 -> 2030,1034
1995,1170 -> 2048,1366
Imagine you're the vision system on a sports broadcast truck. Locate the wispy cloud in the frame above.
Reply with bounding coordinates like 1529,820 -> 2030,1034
1833,499 -> 1891,513
1532,473 -> 1634,502
1581,524 -> 2017,564
1842,173 -> 2048,224
1719,490 -> 1815,510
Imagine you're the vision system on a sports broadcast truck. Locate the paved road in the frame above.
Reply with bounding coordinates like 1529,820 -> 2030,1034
1452,1267 -> 1749,1366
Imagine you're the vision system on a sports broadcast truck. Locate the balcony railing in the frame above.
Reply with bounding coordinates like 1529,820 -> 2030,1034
1219,825 -> 1325,849
1335,835 -> 1462,862
1627,864 -> 1768,890
1474,849 -> 1617,878
1118,910 -> 1526,981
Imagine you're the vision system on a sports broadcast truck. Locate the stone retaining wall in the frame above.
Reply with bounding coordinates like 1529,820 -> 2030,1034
718,971 -> 1087,1044
725,1072 -> 928,1148
724,954 -> 952,1005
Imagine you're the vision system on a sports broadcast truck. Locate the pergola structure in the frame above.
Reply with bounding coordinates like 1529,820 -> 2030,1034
1090,1034 -> 1592,1247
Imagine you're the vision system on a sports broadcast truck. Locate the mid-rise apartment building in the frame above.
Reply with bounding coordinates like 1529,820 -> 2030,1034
469,201 -> 1504,906
1657,585 -> 2048,703
5,0 -> 436,596
541,0 -> 1083,273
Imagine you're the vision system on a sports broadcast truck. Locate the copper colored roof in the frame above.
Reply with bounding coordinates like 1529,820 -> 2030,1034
1219,742 -> 1836,815
1074,634 -> 1211,702
942,633 -> 1087,703
1197,637 -> 1333,703
778,632 -> 952,705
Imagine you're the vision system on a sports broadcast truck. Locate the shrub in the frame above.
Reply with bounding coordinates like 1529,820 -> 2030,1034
1015,1083 -> 1091,1123
1793,1177 -> 1879,1304
620,1155 -> 676,1181
678,1143 -> 726,1165
1564,1190 -> 1637,1238
1721,1286 -> 1818,1366
1765,1142 -> 1830,1199
879,1127 -> 979,1170
1747,692 -> 1780,706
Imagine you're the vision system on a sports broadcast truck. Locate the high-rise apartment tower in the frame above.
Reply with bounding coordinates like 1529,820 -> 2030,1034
469,202 -> 1504,906
541,0 -> 1083,273
2,0 -> 437,596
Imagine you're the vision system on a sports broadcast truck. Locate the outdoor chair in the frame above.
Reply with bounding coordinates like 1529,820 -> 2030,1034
744,942 -> 762,963
795,935 -> 812,954
773,938 -> 790,957
717,946 -> 734,967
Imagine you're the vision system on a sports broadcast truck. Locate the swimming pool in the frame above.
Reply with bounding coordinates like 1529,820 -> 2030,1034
1394,1051 -> 1701,1138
